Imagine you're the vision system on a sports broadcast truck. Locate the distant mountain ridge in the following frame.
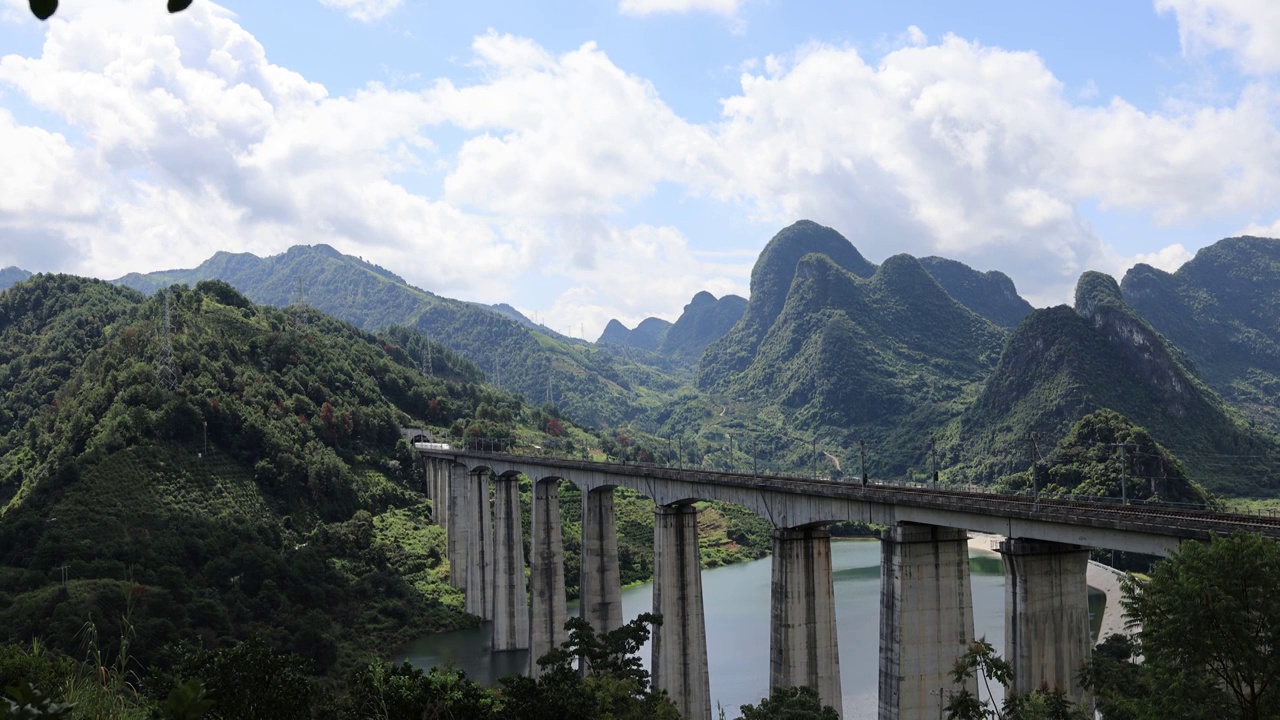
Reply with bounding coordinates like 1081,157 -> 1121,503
597,291 -> 747,366
100,222 -> 1280,495
597,317 -> 672,352
947,271 -> 1278,493
1122,236 -> 1280,432
113,246 -> 660,426
917,257 -> 1033,328
0,267 -> 31,292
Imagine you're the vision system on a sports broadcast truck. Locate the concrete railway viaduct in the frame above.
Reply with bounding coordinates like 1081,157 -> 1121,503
402,431 -> 1280,720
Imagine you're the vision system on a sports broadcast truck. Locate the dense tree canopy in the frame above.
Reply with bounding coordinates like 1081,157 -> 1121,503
1084,532 -> 1280,720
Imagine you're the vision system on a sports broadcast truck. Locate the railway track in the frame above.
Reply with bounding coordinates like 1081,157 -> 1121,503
433,448 -> 1280,540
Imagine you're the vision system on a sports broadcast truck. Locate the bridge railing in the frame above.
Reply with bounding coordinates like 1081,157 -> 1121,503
442,436 -> 1280,520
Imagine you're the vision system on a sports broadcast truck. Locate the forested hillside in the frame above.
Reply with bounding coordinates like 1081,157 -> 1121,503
998,409 -> 1212,505
946,272 -> 1278,494
917,256 -> 1033,328
0,274 -> 775,684
0,275 -> 533,675
114,245 -> 671,427
1122,236 -> 1280,432
102,224 -> 1280,495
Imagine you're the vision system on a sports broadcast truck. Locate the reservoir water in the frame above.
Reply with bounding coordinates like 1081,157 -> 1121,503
396,539 -> 1104,719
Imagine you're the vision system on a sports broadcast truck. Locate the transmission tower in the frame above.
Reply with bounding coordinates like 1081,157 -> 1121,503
157,288 -> 179,392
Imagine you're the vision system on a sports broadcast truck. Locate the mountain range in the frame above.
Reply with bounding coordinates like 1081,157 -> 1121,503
9,219 -> 1277,495
598,291 -> 748,366
114,245 -> 673,427
0,267 -> 31,292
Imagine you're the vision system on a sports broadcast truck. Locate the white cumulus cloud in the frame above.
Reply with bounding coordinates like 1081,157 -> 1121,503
1155,0 -> 1280,74
4,6 -> 1280,333
1121,243 -> 1196,275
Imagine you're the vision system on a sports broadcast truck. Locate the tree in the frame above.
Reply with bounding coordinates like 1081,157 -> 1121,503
945,639 -> 1087,720
545,417 -> 564,438
733,685 -> 839,720
1083,531 -> 1280,720
497,613 -> 679,720
30,0 -> 193,21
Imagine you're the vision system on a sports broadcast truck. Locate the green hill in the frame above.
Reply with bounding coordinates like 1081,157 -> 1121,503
658,291 -> 747,366
0,267 -> 31,292
0,275 -> 778,682
702,249 -> 1004,474
917,256 -> 1033,328
597,317 -> 672,352
114,245 -> 672,427
1122,236 -> 1280,432
999,409 -> 1211,505
697,220 -> 877,389
949,271 -> 1279,494
0,276 -> 546,675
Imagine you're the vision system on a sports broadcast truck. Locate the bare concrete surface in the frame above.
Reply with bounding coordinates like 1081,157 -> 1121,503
970,533 -> 1139,643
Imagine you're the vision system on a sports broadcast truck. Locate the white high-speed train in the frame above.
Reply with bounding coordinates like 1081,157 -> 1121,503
413,441 -> 454,451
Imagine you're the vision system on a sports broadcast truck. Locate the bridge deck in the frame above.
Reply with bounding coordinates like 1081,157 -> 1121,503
423,449 -> 1280,548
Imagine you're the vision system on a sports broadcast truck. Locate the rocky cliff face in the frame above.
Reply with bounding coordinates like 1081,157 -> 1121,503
949,271 -> 1277,492
1075,271 -> 1193,417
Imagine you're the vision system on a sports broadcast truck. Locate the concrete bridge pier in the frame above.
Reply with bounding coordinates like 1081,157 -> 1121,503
999,538 -> 1091,706
428,459 -> 446,527
492,475 -> 529,650
770,526 -> 842,715
652,503 -> 712,720
581,487 -> 624,636
445,462 -> 469,590
529,478 -> 569,674
877,524 -> 977,720
464,469 -> 495,620
435,460 -> 447,522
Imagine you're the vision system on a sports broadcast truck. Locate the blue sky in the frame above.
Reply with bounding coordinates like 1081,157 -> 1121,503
1,0 -> 1279,338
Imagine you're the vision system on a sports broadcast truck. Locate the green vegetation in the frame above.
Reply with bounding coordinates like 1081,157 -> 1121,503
0,274 -> 779,686
0,613 -> 676,719
113,245 -> 679,428
599,318 -> 673,353
728,686 -> 839,720
602,292 -> 748,370
0,276 -> 537,677
945,639 -> 1087,720
659,292 -> 747,367
947,272 -> 1280,494
1082,531 -> 1280,720
1123,237 -> 1280,432
698,219 -> 878,390
110,227 -> 1280,496
997,409 -> 1212,505
916,257 -> 1033,329
695,245 -> 1004,478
